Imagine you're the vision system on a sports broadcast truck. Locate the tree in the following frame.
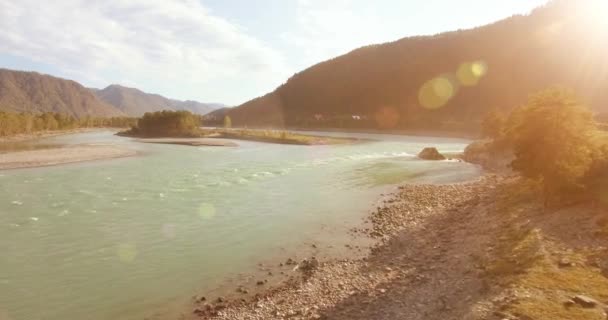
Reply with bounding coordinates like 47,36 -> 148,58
481,109 -> 506,139
0,111 -> 136,137
136,110 -> 199,137
507,88 -> 597,207
42,113 -> 59,130
223,116 -> 232,129
583,133 -> 608,206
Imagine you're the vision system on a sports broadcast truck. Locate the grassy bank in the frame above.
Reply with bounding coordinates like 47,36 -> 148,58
477,179 -> 608,320
121,128 -> 358,146
209,129 -> 358,145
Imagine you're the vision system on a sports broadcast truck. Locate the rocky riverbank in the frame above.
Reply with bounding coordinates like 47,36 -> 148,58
183,176 -> 497,319
182,174 -> 608,320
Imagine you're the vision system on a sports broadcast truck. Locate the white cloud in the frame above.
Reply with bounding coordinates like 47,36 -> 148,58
0,0 -> 289,104
281,0 -> 403,69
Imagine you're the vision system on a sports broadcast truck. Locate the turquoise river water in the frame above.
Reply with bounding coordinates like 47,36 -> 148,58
0,131 -> 481,320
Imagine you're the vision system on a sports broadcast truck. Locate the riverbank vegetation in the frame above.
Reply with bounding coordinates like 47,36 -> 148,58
120,110 -> 356,145
120,110 -> 201,137
211,128 -> 358,145
466,88 -> 608,208
0,111 -> 136,137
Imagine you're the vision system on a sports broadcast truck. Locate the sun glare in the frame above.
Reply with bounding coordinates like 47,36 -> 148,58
579,0 -> 608,30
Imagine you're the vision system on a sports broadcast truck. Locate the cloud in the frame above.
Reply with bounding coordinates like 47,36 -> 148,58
0,0 -> 289,104
281,0 -> 403,69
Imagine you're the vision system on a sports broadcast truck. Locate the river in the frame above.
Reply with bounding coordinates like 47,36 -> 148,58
0,131 -> 481,320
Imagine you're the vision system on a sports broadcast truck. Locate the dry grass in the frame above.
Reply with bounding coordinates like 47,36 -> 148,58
204,128 -> 357,145
479,178 -> 608,319
508,259 -> 608,320
512,298 -> 606,320
483,228 -> 542,281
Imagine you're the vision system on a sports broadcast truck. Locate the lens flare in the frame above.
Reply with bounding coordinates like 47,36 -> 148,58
580,0 -> 608,30
117,243 -> 137,263
457,61 -> 487,86
418,76 -> 456,109
471,61 -> 487,77
198,203 -> 216,220
374,106 -> 400,129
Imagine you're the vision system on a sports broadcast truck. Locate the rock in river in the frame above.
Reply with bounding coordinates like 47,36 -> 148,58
418,147 -> 446,160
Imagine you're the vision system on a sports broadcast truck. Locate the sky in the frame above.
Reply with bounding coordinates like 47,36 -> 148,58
0,0 -> 548,106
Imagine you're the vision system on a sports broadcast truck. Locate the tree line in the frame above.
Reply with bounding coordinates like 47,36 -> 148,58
122,110 -> 201,137
0,112 -> 137,137
479,88 -> 608,208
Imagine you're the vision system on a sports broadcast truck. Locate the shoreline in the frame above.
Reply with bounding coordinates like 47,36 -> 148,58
0,128 -> 117,143
207,126 -> 479,140
135,138 -> 238,147
179,174 -> 608,320
0,128 -> 137,170
120,130 -> 360,146
290,127 -> 479,139
176,175 -> 496,319
0,144 -> 137,170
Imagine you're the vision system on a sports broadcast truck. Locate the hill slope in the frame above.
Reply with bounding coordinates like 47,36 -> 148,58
227,0 -> 608,133
95,85 -> 222,117
0,69 -> 124,118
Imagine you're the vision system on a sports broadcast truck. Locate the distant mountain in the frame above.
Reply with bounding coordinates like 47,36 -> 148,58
95,85 -> 222,116
0,69 -> 124,117
203,107 -> 232,122
226,0 -> 608,133
172,100 -> 227,115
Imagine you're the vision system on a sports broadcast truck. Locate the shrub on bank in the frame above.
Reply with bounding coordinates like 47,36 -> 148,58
479,88 -> 606,208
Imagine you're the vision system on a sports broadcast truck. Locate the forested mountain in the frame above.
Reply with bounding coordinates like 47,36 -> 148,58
226,0 -> 608,133
0,69 -> 124,118
95,85 -> 222,117
203,107 -> 233,123
0,68 -> 222,119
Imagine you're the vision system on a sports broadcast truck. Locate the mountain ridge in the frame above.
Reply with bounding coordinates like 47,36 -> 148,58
224,0 -> 608,132
0,68 -> 125,118
0,68 -> 224,118
94,84 -> 223,117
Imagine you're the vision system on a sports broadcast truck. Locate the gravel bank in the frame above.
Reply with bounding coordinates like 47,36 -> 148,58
135,138 -> 238,147
0,144 -> 136,170
0,128 -> 112,143
182,175 -> 505,320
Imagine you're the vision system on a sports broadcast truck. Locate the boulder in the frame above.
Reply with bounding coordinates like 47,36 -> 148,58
571,295 -> 599,308
418,147 -> 446,160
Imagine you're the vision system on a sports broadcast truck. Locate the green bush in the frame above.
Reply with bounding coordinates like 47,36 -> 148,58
135,110 -> 200,137
506,89 -> 597,207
